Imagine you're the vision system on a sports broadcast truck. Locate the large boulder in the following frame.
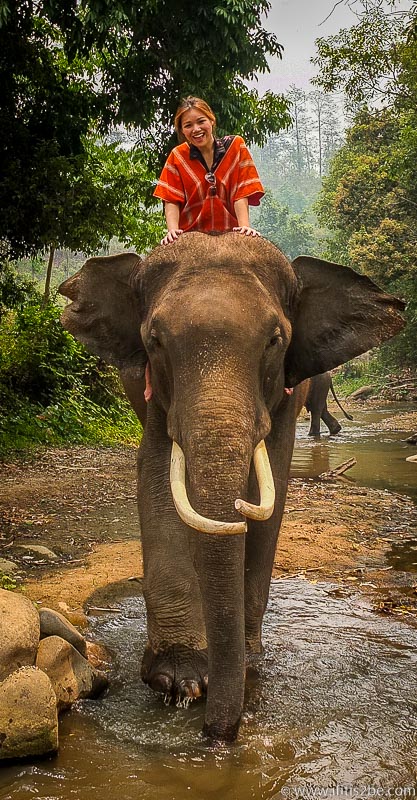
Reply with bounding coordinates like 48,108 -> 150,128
36,635 -> 108,710
0,589 -> 40,681
0,667 -> 58,760
39,608 -> 87,656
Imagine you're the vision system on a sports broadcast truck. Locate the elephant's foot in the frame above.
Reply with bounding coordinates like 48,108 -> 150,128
328,422 -> 342,435
141,643 -> 208,706
245,632 -> 263,657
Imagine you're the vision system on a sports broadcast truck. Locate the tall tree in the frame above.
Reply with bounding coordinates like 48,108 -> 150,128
308,90 -> 344,176
287,86 -> 308,175
314,0 -> 417,365
312,0 -> 409,109
0,0 -> 292,260
255,190 -> 318,259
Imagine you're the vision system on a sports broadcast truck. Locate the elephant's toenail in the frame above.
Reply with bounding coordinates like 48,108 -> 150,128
178,680 -> 201,698
150,673 -> 172,695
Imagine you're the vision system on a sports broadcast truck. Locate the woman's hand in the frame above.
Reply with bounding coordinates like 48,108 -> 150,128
161,229 -> 183,245
233,226 -> 261,237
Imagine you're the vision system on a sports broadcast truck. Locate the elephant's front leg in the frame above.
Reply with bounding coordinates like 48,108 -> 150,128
308,411 -> 322,436
138,415 -> 208,703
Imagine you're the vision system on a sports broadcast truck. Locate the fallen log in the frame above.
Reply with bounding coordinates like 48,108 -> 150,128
319,458 -> 357,479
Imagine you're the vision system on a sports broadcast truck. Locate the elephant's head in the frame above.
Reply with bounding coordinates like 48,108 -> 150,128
59,233 -> 405,740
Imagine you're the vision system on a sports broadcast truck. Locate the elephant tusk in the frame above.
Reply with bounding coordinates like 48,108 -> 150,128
170,441 -> 247,535
234,440 -> 275,521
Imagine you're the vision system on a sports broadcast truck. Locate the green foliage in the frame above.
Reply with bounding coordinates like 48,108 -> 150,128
333,355 -> 391,396
0,289 -> 142,455
251,89 -> 344,251
0,391 -> 142,457
254,90 -> 344,193
0,573 -> 18,591
1,297 -> 92,404
39,0 -> 291,144
0,0 -> 291,260
254,191 -> 320,259
0,7 -> 99,257
314,3 -> 417,369
0,263 -> 36,319
312,1 -> 409,109
316,108 -> 416,366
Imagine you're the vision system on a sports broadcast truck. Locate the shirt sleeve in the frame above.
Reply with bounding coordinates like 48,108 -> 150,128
232,137 -> 265,207
153,150 -> 185,206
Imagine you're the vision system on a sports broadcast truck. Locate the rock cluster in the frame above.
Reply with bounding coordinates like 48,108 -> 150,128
0,589 -> 108,761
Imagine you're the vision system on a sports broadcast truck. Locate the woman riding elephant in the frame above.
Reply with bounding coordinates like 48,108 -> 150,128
154,96 -> 264,245
133,96 -> 267,413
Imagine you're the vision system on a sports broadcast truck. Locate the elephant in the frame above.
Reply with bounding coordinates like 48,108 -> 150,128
305,371 -> 353,436
58,232 -> 404,743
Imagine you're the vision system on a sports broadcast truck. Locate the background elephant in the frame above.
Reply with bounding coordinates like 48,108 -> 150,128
59,233 -> 404,742
305,371 -> 353,436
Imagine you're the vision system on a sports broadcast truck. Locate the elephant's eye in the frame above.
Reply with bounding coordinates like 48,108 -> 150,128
150,328 -> 161,347
267,330 -> 282,348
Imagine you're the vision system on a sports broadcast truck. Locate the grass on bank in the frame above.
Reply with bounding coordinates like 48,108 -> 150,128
0,282 -> 143,458
332,354 -> 415,400
0,390 -> 142,458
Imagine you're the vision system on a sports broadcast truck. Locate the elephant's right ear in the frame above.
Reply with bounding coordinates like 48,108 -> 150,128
59,253 -> 146,371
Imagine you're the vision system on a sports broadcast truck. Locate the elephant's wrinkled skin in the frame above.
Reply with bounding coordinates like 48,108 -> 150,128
305,371 -> 353,436
59,233 -> 404,742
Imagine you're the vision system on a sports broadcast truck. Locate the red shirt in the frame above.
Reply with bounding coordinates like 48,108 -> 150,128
153,135 -> 264,232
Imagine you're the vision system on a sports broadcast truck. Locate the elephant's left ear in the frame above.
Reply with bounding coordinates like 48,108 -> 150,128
285,256 -> 406,387
59,253 -> 147,371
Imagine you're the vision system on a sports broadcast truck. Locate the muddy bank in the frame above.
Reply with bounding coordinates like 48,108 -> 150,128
1,412 -> 416,623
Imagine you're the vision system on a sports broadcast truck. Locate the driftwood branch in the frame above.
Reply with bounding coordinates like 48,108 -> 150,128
319,458 -> 357,479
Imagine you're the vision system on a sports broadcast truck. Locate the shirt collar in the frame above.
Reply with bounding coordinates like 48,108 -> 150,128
189,138 -> 226,165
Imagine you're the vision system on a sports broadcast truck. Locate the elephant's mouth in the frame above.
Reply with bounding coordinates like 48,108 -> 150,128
169,440 -> 275,535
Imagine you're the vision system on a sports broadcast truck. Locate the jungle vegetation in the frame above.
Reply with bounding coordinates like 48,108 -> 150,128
0,0 -> 416,454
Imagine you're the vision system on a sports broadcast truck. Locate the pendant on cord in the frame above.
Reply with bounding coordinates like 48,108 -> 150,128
205,172 -> 217,197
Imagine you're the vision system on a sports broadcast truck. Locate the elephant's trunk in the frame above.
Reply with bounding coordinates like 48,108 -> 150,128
198,532 -> 246,741
176,398 -> 259,741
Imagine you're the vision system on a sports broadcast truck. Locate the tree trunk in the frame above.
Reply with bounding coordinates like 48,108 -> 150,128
42,245 -> 55,306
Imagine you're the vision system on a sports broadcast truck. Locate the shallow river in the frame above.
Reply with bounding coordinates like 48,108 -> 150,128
1,406 -> 417,800
293,404 -> 417,504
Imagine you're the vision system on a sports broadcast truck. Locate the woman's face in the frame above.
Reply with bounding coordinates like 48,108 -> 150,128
180,107 -> 214,150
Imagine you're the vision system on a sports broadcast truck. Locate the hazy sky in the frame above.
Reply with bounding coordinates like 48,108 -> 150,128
256,0 -> 357,92
255,0 -> 411,93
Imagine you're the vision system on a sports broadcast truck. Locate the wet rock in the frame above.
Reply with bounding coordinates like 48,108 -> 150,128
85,640 -> 112,671
39,607 -> 87,656
405,432 -> 417,445
0,589 -> 40,681
0,667 -> 58,760
36,635 -> 108,710
406,454 -> 417,463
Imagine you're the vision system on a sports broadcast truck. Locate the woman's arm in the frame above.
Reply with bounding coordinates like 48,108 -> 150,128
161,202 -> 183,245
233,197 -> 260,237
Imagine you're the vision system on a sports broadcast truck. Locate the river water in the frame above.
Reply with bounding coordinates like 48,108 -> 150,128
1,406 -> 417,800
293,404 -> 417,503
